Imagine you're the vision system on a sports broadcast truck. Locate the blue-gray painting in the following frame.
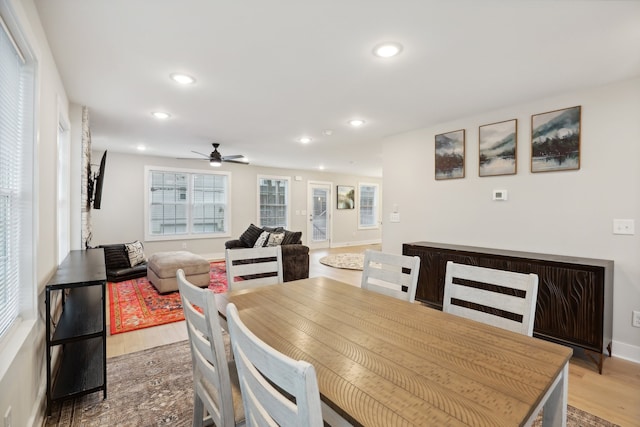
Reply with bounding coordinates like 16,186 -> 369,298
479,119 -> 517,177
531,106 -> 581,172
435,129 -> 465,180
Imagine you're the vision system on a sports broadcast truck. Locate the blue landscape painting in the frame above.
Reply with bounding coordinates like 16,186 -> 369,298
531,106 -> 581,172
479,119 -> 517,176
435,129 -> 465,180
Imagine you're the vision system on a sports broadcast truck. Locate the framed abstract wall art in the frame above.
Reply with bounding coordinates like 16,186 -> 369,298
435,129 -> 465,180
479,119 -> 517,177
336,185 -> 355,209
531,106 -> 581,173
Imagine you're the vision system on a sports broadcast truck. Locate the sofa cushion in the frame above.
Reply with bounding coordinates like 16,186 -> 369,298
102,244 -> 131,269
267,232 -> 285,246
125,240 -> 146,266
239,223 -> 264,247
253,231 -> 270,248
282,230 -> 302,245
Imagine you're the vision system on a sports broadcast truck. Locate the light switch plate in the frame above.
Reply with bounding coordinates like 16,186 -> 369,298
613,219 -> 635,235
390,213 -> 400,223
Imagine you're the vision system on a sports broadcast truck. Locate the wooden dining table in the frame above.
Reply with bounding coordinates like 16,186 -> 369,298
217,276 -> 573,426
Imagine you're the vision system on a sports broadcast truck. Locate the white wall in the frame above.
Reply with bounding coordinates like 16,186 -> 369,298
0,0 -> 70,426
90,151 -> 382,258
382,77 -> 640,362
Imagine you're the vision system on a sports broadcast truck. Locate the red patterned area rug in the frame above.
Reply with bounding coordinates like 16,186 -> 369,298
108,261 -> 227,335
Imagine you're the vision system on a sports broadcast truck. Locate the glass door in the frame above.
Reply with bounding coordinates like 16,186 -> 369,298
307,182 -> 331,249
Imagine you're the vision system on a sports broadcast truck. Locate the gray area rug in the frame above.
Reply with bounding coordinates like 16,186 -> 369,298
319,253 -> 364,270
46,340 -> 619,427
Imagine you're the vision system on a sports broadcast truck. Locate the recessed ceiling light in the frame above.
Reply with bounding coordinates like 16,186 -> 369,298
348,119 -> 365,127
170,73 -> 196,85
151,111 -> 171,119
373,42 -> 403,58
136,145 -> 146,151
299,136 -> 312,144
318,165 -> 325,170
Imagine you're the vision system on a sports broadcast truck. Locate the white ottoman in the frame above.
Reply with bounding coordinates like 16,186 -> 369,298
147,251 -> 210,293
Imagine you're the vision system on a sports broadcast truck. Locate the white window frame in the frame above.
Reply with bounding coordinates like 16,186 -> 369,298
358,182 -> 379,230
144,166 -> 232,241
257,175 -> 290,229
0,1 -> 37,348
57,101 -> 71,265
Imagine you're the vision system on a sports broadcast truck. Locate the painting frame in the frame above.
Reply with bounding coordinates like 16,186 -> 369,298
531,106 -> 581,173
336,185 -> 355,210
435,129 -> 465,180
479,119 -> 517,177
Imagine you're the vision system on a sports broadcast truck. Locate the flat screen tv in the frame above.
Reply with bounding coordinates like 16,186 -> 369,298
92,151 -> 107,209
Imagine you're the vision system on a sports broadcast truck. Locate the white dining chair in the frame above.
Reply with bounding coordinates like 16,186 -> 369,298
226,302 -> 324,427
443,261 -> 539,336
225,246 -> 284,291
360,249 -> 421,302
177,269 -> 245,427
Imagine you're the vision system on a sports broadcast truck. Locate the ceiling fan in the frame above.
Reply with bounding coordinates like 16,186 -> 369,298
191,143 -> 249,167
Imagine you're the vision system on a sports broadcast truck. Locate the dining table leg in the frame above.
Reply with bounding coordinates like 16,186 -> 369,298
541,362 -> 569,426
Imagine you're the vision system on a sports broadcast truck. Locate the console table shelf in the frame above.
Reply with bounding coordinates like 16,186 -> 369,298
403,241 -> 614,373
46,249 -> 107,414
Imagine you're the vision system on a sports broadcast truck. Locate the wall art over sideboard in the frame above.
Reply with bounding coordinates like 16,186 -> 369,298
531,105 -> 581,173
435,129 -> 465,180
479,119 -> 517,177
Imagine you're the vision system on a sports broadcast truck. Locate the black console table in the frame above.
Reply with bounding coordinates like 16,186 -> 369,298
46,249 -> 107,414
403,241 -> 614,373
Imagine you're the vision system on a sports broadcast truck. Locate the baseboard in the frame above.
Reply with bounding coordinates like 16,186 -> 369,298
330,239 -> 381,249
611,340 -> 640,364
31,379 -> 47,427
202,252 -> 225,262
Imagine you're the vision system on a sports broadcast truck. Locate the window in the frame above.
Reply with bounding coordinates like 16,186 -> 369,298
145,167 -> 230,240
358,183 -> 379,229
258,176 -> 290,228
0,12 -> 35,338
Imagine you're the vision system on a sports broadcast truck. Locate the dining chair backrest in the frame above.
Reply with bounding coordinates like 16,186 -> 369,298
226,303 -> 324,427
443,261 -> 539,336
177,269 -> 244,427
360,249 -> 421,303
225,246 -> 284,291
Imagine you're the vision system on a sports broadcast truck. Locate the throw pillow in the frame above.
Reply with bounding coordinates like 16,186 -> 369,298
267,232 -> 285,247
239,223 -> 263,247
253,231 -> 270,248
282,230 -> 302,245
125,240 -> 146,267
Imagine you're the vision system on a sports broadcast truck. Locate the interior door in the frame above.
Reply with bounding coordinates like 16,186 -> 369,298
307,182 -> 331,249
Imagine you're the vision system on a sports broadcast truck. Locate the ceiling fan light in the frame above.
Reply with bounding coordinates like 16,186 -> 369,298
210,159 -> 222,167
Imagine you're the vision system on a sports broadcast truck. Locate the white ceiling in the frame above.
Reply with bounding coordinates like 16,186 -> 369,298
35,0 -> 640,177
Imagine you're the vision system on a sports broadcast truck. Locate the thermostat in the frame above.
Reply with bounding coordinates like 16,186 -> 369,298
492,189 -> 508,201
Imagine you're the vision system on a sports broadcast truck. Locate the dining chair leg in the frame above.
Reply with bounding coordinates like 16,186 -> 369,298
193,391 -> 204,427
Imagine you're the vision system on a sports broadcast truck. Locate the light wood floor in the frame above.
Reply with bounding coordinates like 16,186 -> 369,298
106,244 -> 640,426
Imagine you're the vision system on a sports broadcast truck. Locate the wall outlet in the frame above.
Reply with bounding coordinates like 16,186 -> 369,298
181,242 -> 187,249
633,310 -> 640,328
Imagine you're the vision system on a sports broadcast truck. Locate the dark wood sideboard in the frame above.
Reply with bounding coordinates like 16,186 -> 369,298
403,241 -> 614,373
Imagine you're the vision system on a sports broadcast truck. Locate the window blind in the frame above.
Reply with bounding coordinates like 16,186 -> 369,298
0,17 -> 27,337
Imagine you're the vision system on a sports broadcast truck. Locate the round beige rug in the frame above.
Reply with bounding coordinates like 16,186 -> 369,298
319,253 -> 364,270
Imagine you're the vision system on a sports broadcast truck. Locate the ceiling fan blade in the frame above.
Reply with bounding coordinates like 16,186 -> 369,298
176,157 -> 209,160
222,154 -> 245,160
191,150 -> 210,158
224,159 -> 250,165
